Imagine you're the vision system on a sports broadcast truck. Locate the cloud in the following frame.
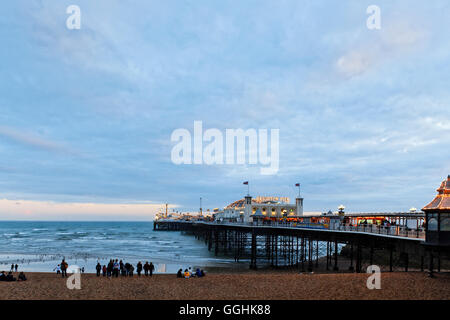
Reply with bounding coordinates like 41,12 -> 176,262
0,126 -> 75,155
335,19 -> 428,77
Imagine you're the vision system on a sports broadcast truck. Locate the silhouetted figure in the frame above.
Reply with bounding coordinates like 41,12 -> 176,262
129,264 -> 134,277
144,262 -> 150,276
177,269 -> 183,278
96,263 -> 102,276
107,260 -> 113,277
18,272 -> 27,281
14,264 -> 18,272
60,259 -> 68,278
6,272 -> 16,281
113,259 -> 120,278
149,262 -> 155,277
102,265 -> 107,277
137,262 -> 142,276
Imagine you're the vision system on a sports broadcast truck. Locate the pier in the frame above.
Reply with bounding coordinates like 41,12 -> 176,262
154,218 -> 447,273
154,176 -> 450,274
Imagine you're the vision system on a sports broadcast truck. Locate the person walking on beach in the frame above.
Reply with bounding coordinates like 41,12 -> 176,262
60,259 -> 68,278
10,264 -> 14,272
136,262 -> 142,277
14,264 -> 18,272
149,262 -> 155,277
96,262 -> 101,277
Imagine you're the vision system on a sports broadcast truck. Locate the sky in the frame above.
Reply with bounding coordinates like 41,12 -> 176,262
0,0 -> 449,220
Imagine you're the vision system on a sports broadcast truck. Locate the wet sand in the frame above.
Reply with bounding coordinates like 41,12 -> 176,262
1,271 -> 449,300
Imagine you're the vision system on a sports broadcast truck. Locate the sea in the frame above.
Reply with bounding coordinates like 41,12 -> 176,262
0,221 -> 245,274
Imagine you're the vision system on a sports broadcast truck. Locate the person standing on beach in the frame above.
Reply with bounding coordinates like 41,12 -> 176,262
96,262 -> 101,277
60,259 -> 68,278
119,260 -> 124,276
136,262 -> 142,277
113,259 -> 120,278
102,265 -> 107,277
149,262 -> 155,277
14,264 -> 18,272
107,260 -> 113,277
143,262 -> 149,276
54,264 -> 61,275
10,264 -> 14,272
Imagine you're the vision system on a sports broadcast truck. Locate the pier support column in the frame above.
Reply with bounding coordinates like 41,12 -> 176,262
404,253 -> 409,272
370,246 -> 374,266
326,242 -> 330,271
333,240 -> 339,271
349,243 -> 354,272
315,240 -> 319,268
389,247 -> 393,272
429,252 -> 434,278
250,230 -> 257,270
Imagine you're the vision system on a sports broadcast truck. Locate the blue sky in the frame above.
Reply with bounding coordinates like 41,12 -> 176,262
0,0 -> 449,220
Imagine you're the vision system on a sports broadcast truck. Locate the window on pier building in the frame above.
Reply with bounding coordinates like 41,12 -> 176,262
428,215 -> 438,231
441,213 -> 450,231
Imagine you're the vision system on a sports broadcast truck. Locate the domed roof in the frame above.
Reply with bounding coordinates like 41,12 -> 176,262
225,198 -> 263,209
422,176 -> 450,211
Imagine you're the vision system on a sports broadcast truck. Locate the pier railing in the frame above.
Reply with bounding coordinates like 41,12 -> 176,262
179,220 -> 426,240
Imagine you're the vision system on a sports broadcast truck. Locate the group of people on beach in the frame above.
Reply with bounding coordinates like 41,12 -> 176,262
0,263 -> 27,282
95,260 -> 156,277
177,267 -> 205,279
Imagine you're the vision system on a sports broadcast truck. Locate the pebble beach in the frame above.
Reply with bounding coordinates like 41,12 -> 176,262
1,271 -> 449,300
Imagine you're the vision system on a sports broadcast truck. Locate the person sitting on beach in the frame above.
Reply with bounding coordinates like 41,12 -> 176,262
200,270 -> 205,277
196,268 -> 202,278
149,262 -> 154,277
184,269 -> 190,279
18,272 -> 27,281
177,269 -> 183,278
6,272 -> 16,281
144,262 -> 150,276
102,265 -> 107,277
136,262 -> 143,277
96,262 -> 102,277
0,271 -> 6,281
